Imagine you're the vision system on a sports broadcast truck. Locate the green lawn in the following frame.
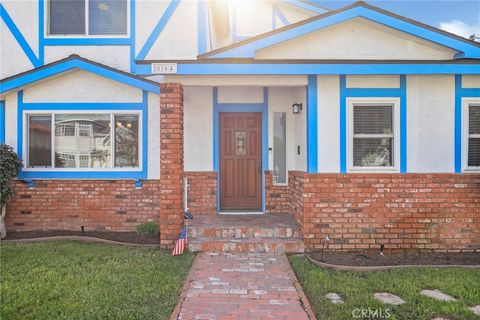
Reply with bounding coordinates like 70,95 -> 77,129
289,255 -> 480,320
1,241 -> 194,320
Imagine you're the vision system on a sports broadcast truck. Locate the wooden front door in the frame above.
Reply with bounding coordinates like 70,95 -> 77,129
219,112 -> 262,211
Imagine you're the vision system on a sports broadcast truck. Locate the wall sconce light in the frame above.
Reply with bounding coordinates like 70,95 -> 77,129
292,103 -> 302,114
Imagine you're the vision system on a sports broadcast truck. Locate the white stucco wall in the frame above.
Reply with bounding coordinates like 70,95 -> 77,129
346,75 -> 400,88
256,18 -> 457,60
0,20 -> 35,78
23,70 -> 143,103
164,75 -> 308,86
147,92 -> 160,179
292,87 -> 307,172
4,92 -> 18,152
407,75 -> 455,172
184,86 -> 213,171
462,75 -> 480,88
317,75 -> 340,172
217,86 -> 264,104
145,1 -> 197,60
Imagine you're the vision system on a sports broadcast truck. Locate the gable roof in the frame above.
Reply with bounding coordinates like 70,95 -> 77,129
0,55 -> 160,94
198,1 -> 480,60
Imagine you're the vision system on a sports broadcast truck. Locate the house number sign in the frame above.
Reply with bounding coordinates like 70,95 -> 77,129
151,63 -> 177,74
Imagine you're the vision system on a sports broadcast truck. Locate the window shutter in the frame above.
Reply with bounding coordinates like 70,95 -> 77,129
49,0 -> 85,35
354,106 -> 392,135
468,106 -> 480,167
89,0 -> 128,35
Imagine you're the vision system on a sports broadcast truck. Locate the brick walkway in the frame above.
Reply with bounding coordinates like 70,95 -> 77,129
175,252 -> 313,320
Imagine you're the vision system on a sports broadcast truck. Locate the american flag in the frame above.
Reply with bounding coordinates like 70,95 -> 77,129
172,226 -> 187,256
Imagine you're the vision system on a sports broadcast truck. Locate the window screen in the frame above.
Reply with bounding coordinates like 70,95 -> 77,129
49,0 -> 85,35
468,105 -> 480,167
353,105 -> 393,167
273,112 -> 287,184
89,0 -> 128,35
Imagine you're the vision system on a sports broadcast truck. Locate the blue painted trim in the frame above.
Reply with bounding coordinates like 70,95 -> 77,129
284,0 -> 327,14
273,5 -> 290,29
134,63 -> 480,76
130,0 -> 136,73
307,75 -> 318,172
0,101 -> 5,143
213,87 -> 268,212
0,4 -> 41,67
340,75 -> 407,173
1,58 -> 160,94
17,90 -> 149,180
43,38 -> 131,46
207,6 -> 480,58
339,75 -> 347,173
399,75 -> 407,173
454,75 -> 480,172
136,0 -> 179,60
38,0 -> 44,65
197,0 -> 207,54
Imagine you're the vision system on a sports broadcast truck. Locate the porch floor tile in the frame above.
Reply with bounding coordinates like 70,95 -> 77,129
175,252 -> 313,320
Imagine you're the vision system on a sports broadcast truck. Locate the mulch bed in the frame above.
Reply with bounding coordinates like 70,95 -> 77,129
308,251 -> 480,267
5,230 -> 159,245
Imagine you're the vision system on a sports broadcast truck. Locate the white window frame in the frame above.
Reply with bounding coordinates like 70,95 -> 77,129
347,97 -> 400,172
462,97 -> 480,172
45,0 -> 130,38
23,110 -> 142,172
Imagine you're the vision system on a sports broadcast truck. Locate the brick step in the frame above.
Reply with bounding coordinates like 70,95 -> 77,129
187,238 -> 305,253
187,225 -> 302,239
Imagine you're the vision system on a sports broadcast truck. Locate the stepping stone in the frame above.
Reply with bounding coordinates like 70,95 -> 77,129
420,289 -> 457,302
469,305 -> 480,316
374,292 -> 405,305
431,318 -> 450,320
325,292 -> 344,304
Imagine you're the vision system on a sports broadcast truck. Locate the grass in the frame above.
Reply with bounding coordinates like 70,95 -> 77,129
289,255 -> 480,320
1,241 -> 194,320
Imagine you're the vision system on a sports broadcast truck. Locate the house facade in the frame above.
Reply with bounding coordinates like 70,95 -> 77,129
1,0 -> 479,252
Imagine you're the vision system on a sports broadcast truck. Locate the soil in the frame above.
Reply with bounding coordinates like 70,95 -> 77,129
4,230 -> 160,245
308,251 -> 480,267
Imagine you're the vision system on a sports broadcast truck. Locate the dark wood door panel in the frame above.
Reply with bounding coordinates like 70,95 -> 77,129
220,112 -> 262,210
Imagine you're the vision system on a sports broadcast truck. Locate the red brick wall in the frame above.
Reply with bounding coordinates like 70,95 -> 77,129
184,171 -> 217,215
159,83 -> 184,248
265,171 -> 290,214
6,180 -> 160,232
288,171 -> 304,228
290,172 -> 480,253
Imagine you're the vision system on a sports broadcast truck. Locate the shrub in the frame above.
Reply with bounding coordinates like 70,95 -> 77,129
136,222 -> 159,237
0,144 -> 23,238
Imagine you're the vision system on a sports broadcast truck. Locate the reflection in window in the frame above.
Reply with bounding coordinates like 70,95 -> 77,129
54,114 -> 111,168
28,115 -> 52,168
273,112 -> 287,184
115,115 -> 139,167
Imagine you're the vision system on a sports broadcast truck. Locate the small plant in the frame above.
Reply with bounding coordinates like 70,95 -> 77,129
136,222 -> 159,237
0,144 -> 23,239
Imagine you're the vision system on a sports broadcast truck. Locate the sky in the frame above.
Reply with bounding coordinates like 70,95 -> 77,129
313,0 -> 480,39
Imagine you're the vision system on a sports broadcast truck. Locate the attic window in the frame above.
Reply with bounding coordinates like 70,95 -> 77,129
48,0 -> 128,36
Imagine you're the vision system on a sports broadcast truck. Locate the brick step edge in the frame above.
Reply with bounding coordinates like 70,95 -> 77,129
188,238 -> 305,253
188,227 -> 302,239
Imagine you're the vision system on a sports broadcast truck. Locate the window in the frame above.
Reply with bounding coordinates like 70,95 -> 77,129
49,0 -> 128,36
464,100 -> 480,170
347,98 -> 400,171
273,112 -> 287,184
26,112 -> 141,170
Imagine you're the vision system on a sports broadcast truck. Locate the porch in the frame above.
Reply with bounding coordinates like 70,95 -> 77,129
187,213 -> 304,253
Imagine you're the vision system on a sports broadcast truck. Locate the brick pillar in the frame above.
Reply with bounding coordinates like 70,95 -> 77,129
159,83 -> 184,249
